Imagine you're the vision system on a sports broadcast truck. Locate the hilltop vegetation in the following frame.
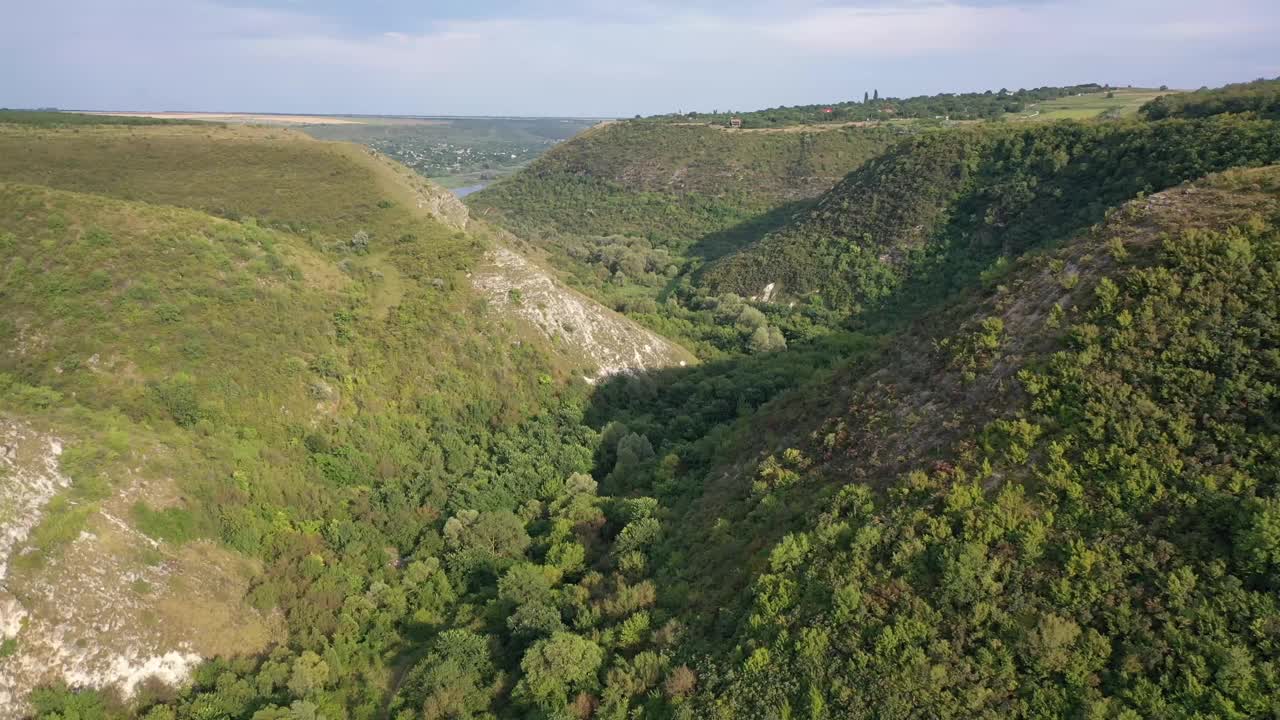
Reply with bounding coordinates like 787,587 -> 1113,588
1141,76 -> 1280,120
647,84 -> 1107,127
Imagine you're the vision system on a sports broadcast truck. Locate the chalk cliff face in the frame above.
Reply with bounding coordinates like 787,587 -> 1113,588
395,155 -> 696,379
0,419 -> 280,720
472,246 -> 695,380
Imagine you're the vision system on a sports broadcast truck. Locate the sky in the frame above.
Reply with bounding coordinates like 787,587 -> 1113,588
2,0 -> 1278,117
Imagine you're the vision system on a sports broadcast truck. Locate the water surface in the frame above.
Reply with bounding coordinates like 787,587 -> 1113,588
453,183 -> 488,198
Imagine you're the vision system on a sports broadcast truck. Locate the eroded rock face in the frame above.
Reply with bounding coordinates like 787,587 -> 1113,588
0,423 -> 68,583
0,420 -> 72,715
0,420 -> 281,718
472,247 -> 695,380
414,181 -> 470,231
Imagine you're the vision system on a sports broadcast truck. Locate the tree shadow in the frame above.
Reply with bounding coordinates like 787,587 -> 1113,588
651,199 -> 813,303
686,199 -> 812,266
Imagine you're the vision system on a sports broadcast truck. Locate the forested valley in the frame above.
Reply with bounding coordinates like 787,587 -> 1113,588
2,78 -> 1280,720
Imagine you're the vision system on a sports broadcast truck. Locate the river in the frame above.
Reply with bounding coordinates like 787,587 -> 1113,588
452,183 -> 488,198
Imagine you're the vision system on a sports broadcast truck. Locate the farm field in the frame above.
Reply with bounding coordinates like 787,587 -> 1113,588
76,111 -> 367,125
1008,87 -> 1170,120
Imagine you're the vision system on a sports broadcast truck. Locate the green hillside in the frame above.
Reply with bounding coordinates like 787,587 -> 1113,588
469,121 -> 903,248
0,123 -> 615,717
704,117 -> 1280,313
1006,87 -> 1166,121
689,165 -> 1280,718
468,121 -> 902,355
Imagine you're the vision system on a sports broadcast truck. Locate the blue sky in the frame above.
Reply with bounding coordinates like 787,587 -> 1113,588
3,0 -> 1277,117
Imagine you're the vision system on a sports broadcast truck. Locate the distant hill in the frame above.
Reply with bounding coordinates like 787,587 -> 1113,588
0,109 -> 213,127
646,83 -> 1107,127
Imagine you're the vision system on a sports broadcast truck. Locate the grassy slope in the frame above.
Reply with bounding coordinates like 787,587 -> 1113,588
469,121 -> 902,241
0,124 -> 589,712
0,124 -> 416,238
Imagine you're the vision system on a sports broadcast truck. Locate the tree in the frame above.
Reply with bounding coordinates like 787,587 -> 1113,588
399,630 -> 495,720
443,510 -> 531,559
286,651 -> 330,697
508,601 -> 566,640
515,632 -> 604,709
864,91 -> 869,104
498,563 -> 555,607
250,701 -> 326,720
612,433 -> 655,478
735,305 -> 767,330
664,666 -> 697,699
1239,497 -> 1280,580
748,326 -> 786,353
873,89 -> 879,100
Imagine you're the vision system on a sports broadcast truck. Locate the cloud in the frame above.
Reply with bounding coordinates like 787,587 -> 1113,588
766,4 -> 1020,56
1,0 -> 1277,115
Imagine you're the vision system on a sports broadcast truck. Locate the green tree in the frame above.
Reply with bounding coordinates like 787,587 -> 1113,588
1238,497 -> 1280,580
515,632 -> 605,709
508,601 -> 566,640
398,630 -> 494,720
748,325 -> 786,353
443,510 -> 531,559
286,651 -> 331,698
